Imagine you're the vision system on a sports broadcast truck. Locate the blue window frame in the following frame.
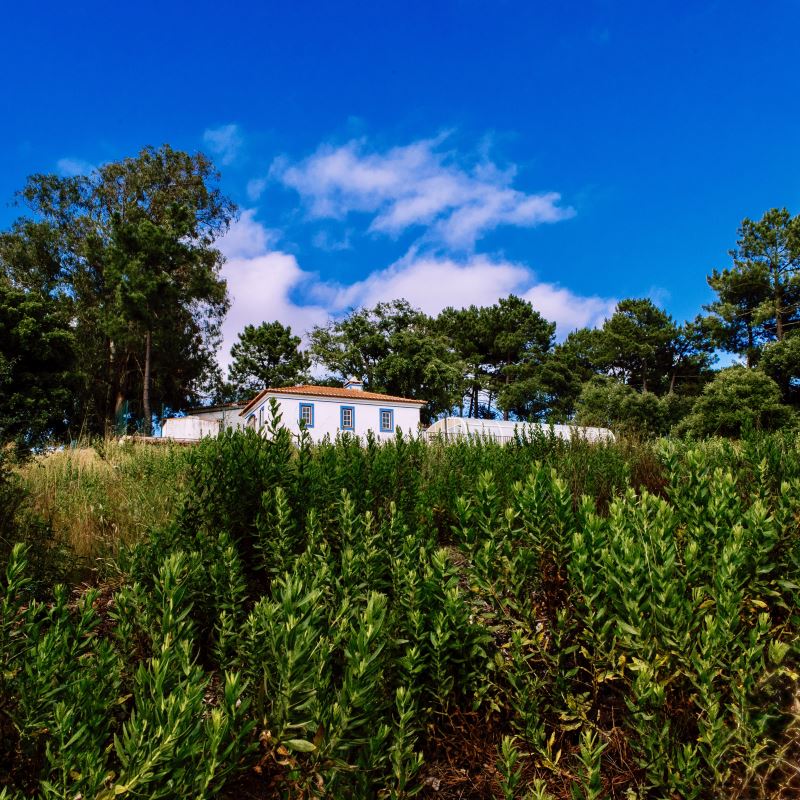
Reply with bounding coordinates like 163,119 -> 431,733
299,402 -> 315,428
379,407 -> 394,432
340,405 -> 355,430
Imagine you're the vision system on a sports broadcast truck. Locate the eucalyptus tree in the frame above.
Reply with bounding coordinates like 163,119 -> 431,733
6,145 -> 235,434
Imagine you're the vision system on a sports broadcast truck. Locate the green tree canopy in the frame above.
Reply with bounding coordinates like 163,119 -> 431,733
575,375 -> 691,437
438,295 -> 555,419
227,321 -> 310,400
310,299 -> 462,422
705,208 -> 800,365
0,282 -> 77,451
4,145 -> 234,435
680,367 -> 795,437
591,299 -> 677,393
757,332 -> 800,407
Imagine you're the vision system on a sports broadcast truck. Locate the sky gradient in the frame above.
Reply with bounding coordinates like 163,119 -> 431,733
3,1 -> 800,365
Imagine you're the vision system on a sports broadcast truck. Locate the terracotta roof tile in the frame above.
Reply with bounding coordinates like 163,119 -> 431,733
240,385 -> 426,416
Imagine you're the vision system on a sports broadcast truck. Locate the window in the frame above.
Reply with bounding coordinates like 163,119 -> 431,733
258,407 -> 264,429
340,405 -> 355,430
299,402 -> 314,428
247,414 -> 256,429
379,408 -> 394,432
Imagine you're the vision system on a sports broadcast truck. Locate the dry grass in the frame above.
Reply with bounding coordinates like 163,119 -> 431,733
17,438 -> 191,559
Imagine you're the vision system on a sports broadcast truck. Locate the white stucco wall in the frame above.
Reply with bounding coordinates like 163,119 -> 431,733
244,393 -> 423,442
162,416 -> 220,441
189,408 -> 245,430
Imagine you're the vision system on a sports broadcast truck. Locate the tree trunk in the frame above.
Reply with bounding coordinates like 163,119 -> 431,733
105,339 -> 116,436
503,361 -> 510,420
143,329 -> 152,436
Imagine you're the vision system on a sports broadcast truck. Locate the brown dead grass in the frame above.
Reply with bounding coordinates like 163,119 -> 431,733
17,440 -> 190,559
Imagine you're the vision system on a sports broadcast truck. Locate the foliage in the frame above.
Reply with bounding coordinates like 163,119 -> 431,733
310,299 -> 463,422
2,145 -> 235,436
680,366 -> 795,437
759,331 -> 800,407
4,406 -> 800,798
437,295 -> 555,419
575,375 -> 692,436
705,208 -> 800,364
0,282 -> 77,451
227,320 -> 310,400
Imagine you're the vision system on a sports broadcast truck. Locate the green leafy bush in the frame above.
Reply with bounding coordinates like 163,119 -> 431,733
3,408 -> 800,798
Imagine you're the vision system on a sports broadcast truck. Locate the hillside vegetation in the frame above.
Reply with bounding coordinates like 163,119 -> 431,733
2,409 -> 800,798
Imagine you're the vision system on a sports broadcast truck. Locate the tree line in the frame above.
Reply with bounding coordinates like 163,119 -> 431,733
2,144 -> 799,449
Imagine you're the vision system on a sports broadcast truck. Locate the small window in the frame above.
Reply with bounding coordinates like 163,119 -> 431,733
299,402 -> 314,428
340,405 -> 355,430
379,408 -> 394,432
258,407 -> 264,429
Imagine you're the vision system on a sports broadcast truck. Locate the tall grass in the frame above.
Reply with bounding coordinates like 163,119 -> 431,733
16,438 -> 191,560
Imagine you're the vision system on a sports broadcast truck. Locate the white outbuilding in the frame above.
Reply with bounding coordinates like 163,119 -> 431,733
424,416 -> 615,444
161,403 -> 246,441
239,379 -> 425,442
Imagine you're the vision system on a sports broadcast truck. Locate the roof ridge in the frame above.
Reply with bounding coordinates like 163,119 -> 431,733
239,384 -> 426,416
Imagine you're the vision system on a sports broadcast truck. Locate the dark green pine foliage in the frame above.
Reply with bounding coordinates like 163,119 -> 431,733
0,281 -> 77,451
227,321 -> 310,400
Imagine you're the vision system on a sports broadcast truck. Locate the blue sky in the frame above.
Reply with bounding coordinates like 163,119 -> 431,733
3,1 -> 800,363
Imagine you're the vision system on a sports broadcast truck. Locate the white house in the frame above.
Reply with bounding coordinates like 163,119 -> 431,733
239,379 -> 425,442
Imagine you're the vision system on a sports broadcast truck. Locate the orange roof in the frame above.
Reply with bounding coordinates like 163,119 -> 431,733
240,385 -> 426,416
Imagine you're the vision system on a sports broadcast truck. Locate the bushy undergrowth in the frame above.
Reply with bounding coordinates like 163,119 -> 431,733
2,406 -> 800,798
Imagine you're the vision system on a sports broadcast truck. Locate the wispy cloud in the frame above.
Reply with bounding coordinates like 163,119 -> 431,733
56,157 -> 95,177
311,228 -> 353,252
271,136 -> 574,250
246,176 -> 268,200
203,123 -> 243,166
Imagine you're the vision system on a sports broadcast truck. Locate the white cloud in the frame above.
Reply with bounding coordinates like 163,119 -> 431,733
219,209 -> 281,260
318,252 -> 529,315
217,212 -> 615,368
246,176 -> 268,200
647,286 -> 671,308
220,247 -> 329,370
56,157 -> 95,177
521,283 -> 616,333
311,228 -> 353,252
272,136 -> 574,249
316,251 -> 615,335
203,123 -> 243,166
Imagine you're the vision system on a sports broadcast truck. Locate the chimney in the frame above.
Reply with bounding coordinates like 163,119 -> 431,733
343,376 -> 364,391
